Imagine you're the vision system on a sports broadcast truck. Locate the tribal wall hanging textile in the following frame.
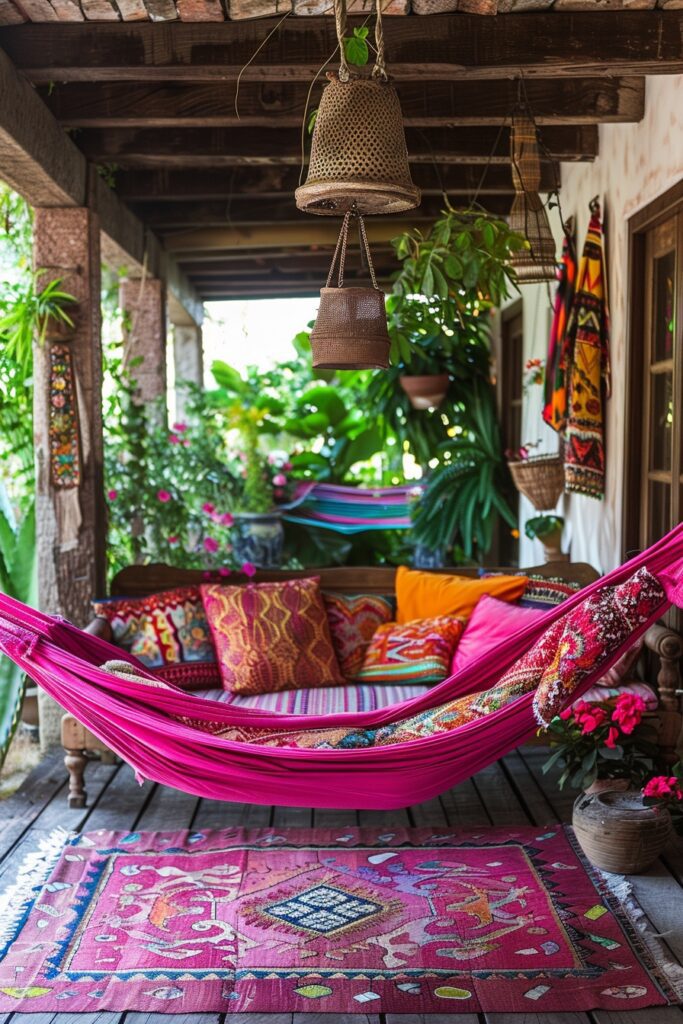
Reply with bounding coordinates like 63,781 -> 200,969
543,227 -> 578,433
49,343 -> 83,550
563,200 -> 611,499
0,826 -> 680,1014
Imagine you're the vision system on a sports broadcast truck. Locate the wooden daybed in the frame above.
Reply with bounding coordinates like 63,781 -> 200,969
61,560 -> 683,808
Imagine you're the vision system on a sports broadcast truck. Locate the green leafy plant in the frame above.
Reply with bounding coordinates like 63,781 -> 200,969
410,380 -> 517,559
525,514 -> 564,541
543,693 -> 660,792
0,273 -> 76,375
0,500 -> 37,771
343,25 -> 369,66
392,205 -> 527,313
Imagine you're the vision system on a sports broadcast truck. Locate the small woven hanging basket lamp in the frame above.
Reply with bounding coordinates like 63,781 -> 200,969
295,0 -> 420,216
509,111 -> 557,284
309,209 -> 391,369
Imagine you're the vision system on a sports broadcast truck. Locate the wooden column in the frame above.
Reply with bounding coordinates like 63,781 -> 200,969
33,207 -> 106,749
120,276 -> 167,416
173,323 -> 203,422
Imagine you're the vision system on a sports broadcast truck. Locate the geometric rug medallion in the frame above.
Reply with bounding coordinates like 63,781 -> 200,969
0,826 -> 679,1013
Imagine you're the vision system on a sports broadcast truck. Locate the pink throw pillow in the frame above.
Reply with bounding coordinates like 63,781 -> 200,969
451,595 -> 545,675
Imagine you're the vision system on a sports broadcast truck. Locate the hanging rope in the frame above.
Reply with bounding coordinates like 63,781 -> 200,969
334,0 -> 351,82
372,0 -> 388,81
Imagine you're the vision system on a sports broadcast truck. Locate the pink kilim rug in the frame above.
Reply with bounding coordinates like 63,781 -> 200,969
0,825 -> 681,1013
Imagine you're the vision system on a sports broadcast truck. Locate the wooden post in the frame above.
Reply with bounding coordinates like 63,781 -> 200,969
33,206 -> 106,749
120,276 -> 168,417
173,323 -> 203,423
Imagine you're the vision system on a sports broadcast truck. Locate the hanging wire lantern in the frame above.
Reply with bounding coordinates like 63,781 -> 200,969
295,0 -> 420,216
509,112 -> 557,284
309,207 -> 391,369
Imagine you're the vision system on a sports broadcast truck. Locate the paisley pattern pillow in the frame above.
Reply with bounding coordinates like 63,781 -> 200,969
201,577 -> 345,695
356,616 -> 465,684
324,593 -> 394,679
92,586 -> 219,689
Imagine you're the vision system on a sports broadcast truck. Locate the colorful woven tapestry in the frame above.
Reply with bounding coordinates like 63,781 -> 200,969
563,204 -> 611,498
283,482 -> 419,534
543,230 -> 577,432
0,826 -> 679,1014
49,344 -> 81,489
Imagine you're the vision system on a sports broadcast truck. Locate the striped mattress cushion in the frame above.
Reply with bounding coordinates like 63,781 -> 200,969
194,683 -> 428,715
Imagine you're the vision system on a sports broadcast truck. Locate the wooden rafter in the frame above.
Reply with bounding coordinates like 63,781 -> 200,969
74,125 -> 598,166
2,13 -> 682,82
41,77 -> 645,128
114,163 -> 559,200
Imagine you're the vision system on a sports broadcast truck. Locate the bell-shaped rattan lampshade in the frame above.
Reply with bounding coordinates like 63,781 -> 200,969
509,111 -> 557,283
295,0 -> 420,217
296,75 -> 420,216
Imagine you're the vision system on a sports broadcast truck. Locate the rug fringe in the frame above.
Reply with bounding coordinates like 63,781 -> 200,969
0,827 -> 71,958
600,869 -> 683,1001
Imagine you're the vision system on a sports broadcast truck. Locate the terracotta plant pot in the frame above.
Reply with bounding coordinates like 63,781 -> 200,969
233,510 -> 285,570
400,373 -> 449,410
572,788 -> 672,874
540,526 -> 568,562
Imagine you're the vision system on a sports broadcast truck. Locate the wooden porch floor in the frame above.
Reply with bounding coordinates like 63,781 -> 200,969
2,746 -> 683,1024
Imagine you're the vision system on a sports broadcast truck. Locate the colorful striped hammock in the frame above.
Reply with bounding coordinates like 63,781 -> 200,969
283,483 -> 419,533
0,525 -> 680,810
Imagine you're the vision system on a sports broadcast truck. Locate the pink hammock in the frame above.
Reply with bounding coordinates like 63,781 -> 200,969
0,525 -> 682,810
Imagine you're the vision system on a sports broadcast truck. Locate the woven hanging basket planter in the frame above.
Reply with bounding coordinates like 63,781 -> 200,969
295,0 -> 420,216
507,453 -> 564,511
309,209 -> 390,370
509,112 -> 557,284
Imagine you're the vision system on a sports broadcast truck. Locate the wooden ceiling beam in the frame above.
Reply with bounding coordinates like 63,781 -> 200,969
2,14 -> 681,82
41,77 -> 645,128
166,221 -> 443,252
136,195 -> 513,228
76,125 -> 597,166
115,163 -> 558,200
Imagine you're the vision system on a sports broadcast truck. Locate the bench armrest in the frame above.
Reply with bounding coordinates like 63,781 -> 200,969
86,616 -> 112,642
644,622 -> 683,712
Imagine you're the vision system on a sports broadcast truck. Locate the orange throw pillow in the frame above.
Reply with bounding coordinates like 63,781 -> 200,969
201,577 -> 344,695
395,566 -> 528,625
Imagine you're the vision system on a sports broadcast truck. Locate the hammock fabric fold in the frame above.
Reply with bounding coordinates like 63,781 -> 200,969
282,482 -> 418,533
0,525 -> 681,810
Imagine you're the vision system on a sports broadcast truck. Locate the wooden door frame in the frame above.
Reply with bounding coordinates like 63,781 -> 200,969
623,177 -> 683,560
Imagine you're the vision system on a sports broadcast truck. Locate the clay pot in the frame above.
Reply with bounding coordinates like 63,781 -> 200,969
232,511 -> 284,570
400,373 -> 449,410
572,788 -> 672,874
541,526 -> 568,562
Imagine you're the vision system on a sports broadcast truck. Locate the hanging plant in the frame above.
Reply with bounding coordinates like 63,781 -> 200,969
0,272 -> 77,375
392,205 -> 527,315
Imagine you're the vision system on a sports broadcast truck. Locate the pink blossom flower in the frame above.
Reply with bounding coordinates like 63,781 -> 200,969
274,488 -> 284,500
604,726 -> 620,749
559,706 -> 573,721
220,512 -> 234,527
169,434 -> 181,445
168,535 -> 179,545
218,566 -> 231,578
273,473 -> 287,487
203,536 -> 219,553
284,461 -> 293,471
173,422 -> 188,433
157,489 -> 171,503
267,453 -> 277,465
202,570 -> 212,580
202,502 -> 216,515
572,701 -> 607,735
107,489 -> 118,501
242,561 -> 256,578
182,438 -> 190,447
612,693 -> 646,735
643,776 -> 683,800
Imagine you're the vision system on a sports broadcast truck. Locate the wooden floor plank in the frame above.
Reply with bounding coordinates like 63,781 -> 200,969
408,795 -> 448,827
78,762 -> 153,833
272,804 -> 313,828
594,1008 -> 683,1023
0,748 -> 68,859
439,775 -> 489,827
133,779 -> 199,831
472,759 -> 533,826
312,805 -> 358,828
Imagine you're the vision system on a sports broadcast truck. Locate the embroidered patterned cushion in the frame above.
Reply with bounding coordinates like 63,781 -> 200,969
396,566 -> 528,624
355,616 -> 465,684
92,587 -> 219,690
324,592 -> 394,679
533,567 -> 666,725
481,571 -> 581,610
201,577 -> 345,695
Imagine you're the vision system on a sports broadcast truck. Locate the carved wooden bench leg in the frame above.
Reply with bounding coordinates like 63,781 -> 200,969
65,748 -> 87,808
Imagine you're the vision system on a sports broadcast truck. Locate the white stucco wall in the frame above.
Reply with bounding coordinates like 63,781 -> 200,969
511,74 -> 683,573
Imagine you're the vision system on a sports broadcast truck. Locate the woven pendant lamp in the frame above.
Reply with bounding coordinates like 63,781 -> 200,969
295,0 -> 420,216
309,208 -> 391,369
509,113 -> 557,284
